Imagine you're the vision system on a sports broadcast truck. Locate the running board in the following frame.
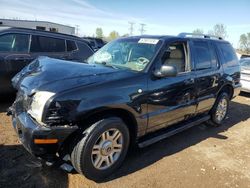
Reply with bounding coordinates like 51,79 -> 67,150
138,115 -> 210,148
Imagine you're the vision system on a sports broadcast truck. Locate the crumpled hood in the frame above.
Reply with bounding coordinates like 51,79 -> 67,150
12,57 -> 133,95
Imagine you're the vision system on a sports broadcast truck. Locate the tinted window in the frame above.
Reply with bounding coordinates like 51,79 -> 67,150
66,40 -> 77,51
88,40 -> 96,48
0,33 -> 29,52
36,26 -> 46,31
193,41 -> 211,70
30,35 -> 65,52
209,43 -> 219,69
77,42 -> 93,59
217,43 -> 238,67
96,39 -> 104,46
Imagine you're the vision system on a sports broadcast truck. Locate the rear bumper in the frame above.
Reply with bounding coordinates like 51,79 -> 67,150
12,111 -> 77,161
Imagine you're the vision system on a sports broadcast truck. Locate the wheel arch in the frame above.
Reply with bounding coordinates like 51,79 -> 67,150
76,107 -> 139,146
217,84 -> 234,100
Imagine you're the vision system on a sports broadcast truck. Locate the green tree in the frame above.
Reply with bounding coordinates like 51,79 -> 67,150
209,24 -> 228,39
239,33 -> 250,54
192,28 -> 204,34
96,28 -> 103,38
108,31 -> 119,40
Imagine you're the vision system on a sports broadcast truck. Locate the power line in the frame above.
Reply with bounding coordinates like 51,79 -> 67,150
139,23 -> 146,35
128,22 -> 135,36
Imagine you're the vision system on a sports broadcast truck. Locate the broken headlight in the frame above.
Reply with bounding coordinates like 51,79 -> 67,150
28,91 -> 55,124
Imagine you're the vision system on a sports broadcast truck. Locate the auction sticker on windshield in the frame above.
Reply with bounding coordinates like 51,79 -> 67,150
138,38 -> 159,44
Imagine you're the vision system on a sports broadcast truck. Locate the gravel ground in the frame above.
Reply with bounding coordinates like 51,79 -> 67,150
0,93 -> 250,188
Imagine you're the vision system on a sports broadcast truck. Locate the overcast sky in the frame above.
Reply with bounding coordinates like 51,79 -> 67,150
1,0 -> 250,47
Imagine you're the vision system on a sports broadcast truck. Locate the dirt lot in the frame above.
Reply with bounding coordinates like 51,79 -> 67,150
0,93 -> 250,188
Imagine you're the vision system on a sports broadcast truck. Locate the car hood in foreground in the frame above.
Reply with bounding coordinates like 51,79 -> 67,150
12,57 -> 136,95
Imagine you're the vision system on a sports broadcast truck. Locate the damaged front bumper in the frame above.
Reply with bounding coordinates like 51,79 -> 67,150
9,107 -> 78,162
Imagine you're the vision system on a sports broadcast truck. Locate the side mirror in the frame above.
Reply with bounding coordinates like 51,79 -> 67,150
154,65 -> 177,78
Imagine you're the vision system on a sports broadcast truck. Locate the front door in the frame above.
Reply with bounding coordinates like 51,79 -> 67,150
146,40 -> 196,133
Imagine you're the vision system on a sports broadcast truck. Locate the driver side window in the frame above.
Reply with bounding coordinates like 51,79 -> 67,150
161,42 -> 189,74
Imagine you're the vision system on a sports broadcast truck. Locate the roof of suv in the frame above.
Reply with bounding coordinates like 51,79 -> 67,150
122,34 -> 229,44
0,27 -> 87,42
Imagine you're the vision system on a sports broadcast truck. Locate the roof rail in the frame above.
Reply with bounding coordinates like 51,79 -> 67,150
178,32 -> 223,40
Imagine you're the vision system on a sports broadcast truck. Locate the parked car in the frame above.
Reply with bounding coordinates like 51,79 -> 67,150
9,33 -> 241,180
0,27 -> 94,94
241,54 -> 250,59
240,58 -> 250,92
82,37 -> 106,51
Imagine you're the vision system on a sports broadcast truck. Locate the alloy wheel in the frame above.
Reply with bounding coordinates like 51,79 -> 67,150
91,128 -> 123,170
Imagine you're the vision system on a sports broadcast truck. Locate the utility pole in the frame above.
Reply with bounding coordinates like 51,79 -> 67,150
139,23 -> 146,35
75,25 -> 79,36
128,22 -> 135,36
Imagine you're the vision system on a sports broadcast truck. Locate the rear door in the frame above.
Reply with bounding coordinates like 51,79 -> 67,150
0,33 -> 31,92
191,40 -> 221,114
29,35 -> 67,60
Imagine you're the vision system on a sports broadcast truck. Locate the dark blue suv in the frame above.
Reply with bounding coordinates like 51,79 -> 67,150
9,33 -> 241,180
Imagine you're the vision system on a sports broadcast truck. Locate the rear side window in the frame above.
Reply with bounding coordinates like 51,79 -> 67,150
77,42 -> 93,59
217,43 -> 238,67
209,43 -> 219,69
193,41 -> 211,70
66,40 -> 77,51
30,35 -> 65,52
0,33 -> 29,52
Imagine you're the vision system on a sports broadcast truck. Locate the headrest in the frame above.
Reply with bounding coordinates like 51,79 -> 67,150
170,49 -> 183,59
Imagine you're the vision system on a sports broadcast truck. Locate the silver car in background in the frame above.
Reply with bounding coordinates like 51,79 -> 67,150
240,58 -> 250,93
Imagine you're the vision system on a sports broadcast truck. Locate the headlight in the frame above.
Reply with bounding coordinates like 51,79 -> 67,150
28,91 -> 55,124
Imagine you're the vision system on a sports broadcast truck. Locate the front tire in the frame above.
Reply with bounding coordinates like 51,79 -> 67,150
207,92 -> 229,126
71,117 -> 129,180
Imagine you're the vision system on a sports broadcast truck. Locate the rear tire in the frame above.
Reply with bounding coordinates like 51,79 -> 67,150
206,92 -> 229,127
71,117 -> 129,181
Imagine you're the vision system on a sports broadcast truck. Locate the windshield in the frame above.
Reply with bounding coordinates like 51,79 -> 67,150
240,59 -> 250,69
87,38 -> 162,71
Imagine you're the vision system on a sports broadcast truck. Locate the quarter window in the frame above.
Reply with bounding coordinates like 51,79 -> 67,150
30,35 -> 65,52
193,41 -> 211,70
217,43 -> 238,67
0,33 -> 29,52
77,42 -> 94,59
66,40 -> 77,51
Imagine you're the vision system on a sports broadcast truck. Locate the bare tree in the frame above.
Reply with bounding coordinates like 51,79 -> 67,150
239,33 -> 250,54
192,28 -> 204,34
208,24 -> 228,39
